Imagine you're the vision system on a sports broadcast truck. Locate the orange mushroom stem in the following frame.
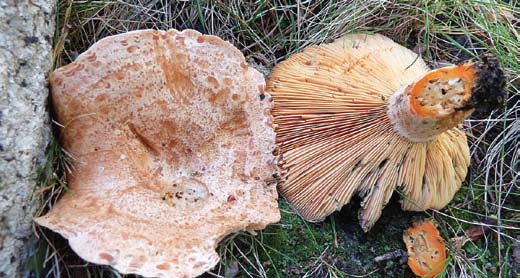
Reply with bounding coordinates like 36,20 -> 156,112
388,57 -> 505,142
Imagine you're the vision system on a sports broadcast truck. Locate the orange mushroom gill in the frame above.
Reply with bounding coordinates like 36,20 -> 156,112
267,34 -> 505,231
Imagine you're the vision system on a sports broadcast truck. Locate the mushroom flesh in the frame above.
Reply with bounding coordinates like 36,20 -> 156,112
403,219 -> 447,277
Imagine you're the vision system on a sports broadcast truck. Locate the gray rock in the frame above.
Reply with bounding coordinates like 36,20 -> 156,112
0,0 -> 55,277
247,58 -> 272,79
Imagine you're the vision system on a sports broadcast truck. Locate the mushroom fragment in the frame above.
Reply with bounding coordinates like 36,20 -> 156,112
403,219 -> 447,277
266,34 -> 505,231
34,29 -> 280,277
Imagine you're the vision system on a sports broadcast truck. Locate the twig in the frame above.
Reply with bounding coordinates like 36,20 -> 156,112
374,249 -> 407,263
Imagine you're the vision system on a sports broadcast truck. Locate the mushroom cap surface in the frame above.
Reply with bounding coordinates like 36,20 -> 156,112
35,29 -> 279,277
403,219 -> 447,277
267,34 -> 470,231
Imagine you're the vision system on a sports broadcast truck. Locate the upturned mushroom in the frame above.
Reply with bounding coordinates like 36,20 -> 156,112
267,34 -> 505,231
35,29 -> 280,277
403,219 -> 447,277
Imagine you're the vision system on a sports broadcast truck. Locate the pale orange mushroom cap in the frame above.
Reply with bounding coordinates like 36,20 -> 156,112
403,219 -> 447,277
266,34 -> 505,231
35,29 -> 280,277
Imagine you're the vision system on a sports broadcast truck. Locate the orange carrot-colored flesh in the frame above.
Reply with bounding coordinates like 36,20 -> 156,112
409,63 -> 476,118
403,220 -> 447,277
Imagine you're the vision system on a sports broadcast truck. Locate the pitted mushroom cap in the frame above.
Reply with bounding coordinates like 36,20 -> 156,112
35,29 -> 279,278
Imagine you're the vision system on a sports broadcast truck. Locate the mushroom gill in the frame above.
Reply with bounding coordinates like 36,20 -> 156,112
266,33 -> 505,231
35,29 -> 279,277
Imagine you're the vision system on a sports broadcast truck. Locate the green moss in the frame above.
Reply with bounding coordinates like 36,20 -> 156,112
255,201 -> 336,276
223,198 -> 420,278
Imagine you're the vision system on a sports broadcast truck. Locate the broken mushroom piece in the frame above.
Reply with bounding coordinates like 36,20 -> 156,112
34,29 -> 279,277
403,219 -> 447,277
267,34 -> 505,231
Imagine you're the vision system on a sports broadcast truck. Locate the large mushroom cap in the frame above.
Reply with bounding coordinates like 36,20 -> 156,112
35,29 -> 280,277
267,34 -> 504,231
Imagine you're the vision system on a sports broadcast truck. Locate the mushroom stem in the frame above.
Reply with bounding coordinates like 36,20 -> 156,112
388,58 -> 504,142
